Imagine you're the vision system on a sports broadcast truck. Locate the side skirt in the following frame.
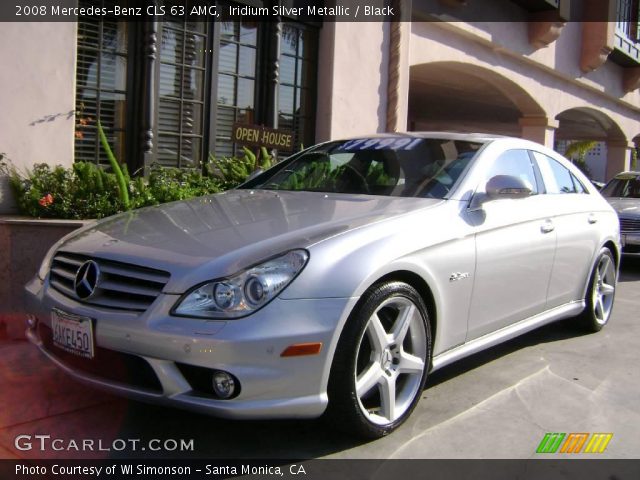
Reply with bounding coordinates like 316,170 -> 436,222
431,301 -> 585,372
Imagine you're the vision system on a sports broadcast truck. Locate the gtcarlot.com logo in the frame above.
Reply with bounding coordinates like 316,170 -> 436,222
536,432 -> 613,454
14,435 -> 194,452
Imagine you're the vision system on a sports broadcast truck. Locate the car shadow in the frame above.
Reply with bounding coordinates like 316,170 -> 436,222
113,403 -> 364,459
425,319 -> 587,389
102,258 -> 639,459
619,255 -> 640,282
109,320 -> 596,460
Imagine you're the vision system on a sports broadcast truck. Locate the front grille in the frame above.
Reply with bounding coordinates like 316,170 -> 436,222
620,217 -> 640,233
49,252 -> 170,312
39,323 -> 163,393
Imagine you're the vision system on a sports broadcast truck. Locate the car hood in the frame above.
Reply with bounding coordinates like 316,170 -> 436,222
606,197 -> 640,217
57,189 -> 440,292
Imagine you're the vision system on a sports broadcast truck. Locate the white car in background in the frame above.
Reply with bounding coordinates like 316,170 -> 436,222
25,133 -> 620,438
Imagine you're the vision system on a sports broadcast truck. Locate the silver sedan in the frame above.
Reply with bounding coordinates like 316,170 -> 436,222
25,133 -> 620,438
601,171 -> 640,254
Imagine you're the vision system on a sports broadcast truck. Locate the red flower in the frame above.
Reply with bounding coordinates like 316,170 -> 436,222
38,194 -> 54,207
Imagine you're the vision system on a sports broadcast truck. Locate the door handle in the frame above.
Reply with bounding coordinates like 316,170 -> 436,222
541,221 -> 555,234
588,213 -> 598,224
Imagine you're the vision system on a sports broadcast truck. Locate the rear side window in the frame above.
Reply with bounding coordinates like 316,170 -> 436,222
533,152 -> 585,194
571,174 -> 587,193
485,149 -> 538,194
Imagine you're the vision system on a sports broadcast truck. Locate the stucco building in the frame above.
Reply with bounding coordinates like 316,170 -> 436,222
1,0 -> 640,213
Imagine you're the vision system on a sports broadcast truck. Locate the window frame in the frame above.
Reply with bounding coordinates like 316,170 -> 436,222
74,10 -> 137,168
153,20 -> 213,169
531,150 -> 588,195
74,2 -> 319,172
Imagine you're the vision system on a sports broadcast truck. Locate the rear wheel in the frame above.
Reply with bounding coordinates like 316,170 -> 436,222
326,281 -> 431,438
576,248 -> 616,332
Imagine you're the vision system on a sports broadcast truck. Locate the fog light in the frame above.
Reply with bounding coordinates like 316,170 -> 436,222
26,315 -> 38,329
212,371 -> 236,399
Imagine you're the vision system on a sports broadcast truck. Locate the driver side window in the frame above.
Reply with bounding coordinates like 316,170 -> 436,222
484,149 -> 539,194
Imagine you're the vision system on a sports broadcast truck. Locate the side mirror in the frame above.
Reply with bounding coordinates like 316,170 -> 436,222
469,175 -> 532,211
485,175 -> 532,199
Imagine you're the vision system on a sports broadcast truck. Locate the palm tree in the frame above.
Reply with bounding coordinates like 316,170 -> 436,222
562,140 -> 597,178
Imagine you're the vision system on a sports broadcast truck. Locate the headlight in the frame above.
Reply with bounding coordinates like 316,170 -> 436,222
173,249 -> 309,319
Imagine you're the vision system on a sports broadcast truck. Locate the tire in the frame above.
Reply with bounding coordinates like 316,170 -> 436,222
326,281 -> 431,439
576,248 -> 617,332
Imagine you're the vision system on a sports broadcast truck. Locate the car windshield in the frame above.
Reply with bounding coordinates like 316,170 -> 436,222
243,137 -> 484,198
601,175 -> 640,198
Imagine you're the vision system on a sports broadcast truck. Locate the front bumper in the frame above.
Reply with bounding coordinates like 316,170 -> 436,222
621,232 -> 640,253
25,276 -> 357,419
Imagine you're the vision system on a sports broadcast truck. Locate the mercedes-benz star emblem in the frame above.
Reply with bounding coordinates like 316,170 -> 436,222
74,260 -> 100,299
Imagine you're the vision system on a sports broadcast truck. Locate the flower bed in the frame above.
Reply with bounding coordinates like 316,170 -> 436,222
0,147 -> 270,220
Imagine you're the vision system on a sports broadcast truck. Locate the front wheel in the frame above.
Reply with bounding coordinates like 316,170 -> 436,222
326,281 -> 431,438
576,248 -> 617,332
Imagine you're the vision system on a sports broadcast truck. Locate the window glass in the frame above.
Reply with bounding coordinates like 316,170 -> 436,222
75,5 -> 319,170
156,21 -> 208,168
571,174 -> 587,193
245,137 -> 484,198
75,2 -> 128,166
215,20 -> 259,158
533,152 -> 577,194
601,175 -> 640,198
278,23 -> 318,156
485,150 -> 538,194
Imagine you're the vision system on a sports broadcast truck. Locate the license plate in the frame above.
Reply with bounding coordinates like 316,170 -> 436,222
51,309 -> 95,359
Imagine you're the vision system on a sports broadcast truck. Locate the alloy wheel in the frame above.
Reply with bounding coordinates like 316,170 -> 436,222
592,253 -> 616,325
354,296 -> 427,425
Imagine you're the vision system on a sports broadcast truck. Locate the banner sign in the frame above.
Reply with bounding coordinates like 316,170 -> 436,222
232,123 -> 293,150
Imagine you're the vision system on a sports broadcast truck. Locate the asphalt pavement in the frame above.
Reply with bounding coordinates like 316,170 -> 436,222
1,257 -> 639,460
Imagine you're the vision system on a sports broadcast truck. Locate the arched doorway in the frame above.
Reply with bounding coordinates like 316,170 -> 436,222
408,61 -> 550,142
555,107 -> 629,181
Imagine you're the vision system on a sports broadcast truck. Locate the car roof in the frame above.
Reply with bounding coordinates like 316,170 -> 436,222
339,131 -> 508,143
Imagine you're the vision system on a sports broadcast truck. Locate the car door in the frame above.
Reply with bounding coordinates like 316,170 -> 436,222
466,148 -> 557,340
531,151 -> 603,308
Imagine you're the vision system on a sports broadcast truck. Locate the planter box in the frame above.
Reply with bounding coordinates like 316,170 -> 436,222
0,175 -> 18,215
0,216 -> 88,340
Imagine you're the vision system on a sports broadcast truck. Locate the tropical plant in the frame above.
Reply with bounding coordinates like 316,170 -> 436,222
146,163 -> 222,204
563,140 -> 597,178
3,144 -> 272,220
208,147 -> 273,190
97,120 -> 130,209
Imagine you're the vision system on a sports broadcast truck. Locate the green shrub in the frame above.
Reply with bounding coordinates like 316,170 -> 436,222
2,145 -> 278,220
146,164 -> 223,204
7,162 -> 125,219
3,160 -> 235,220
208,147 -> 272,190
